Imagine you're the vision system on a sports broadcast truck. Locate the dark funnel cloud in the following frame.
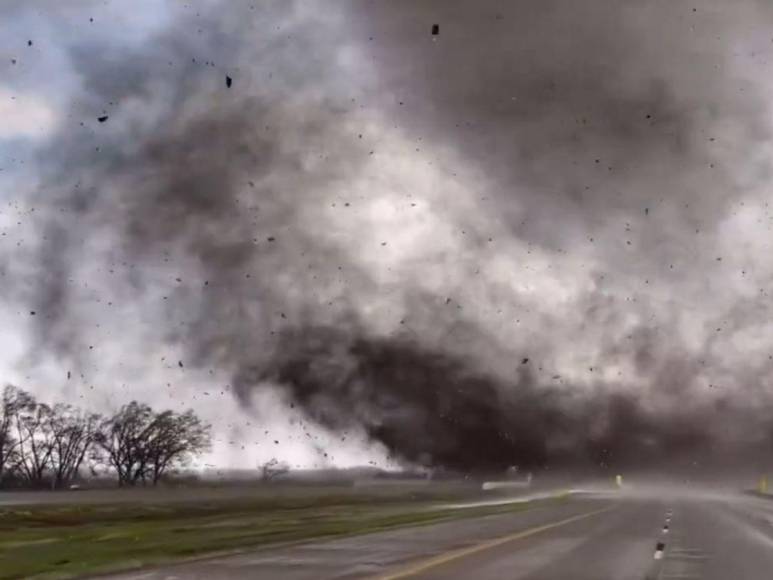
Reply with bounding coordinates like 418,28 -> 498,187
14,0 -> 773,470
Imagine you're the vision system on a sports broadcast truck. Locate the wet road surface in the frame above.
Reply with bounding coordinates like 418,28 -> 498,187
104,490 -> 773,580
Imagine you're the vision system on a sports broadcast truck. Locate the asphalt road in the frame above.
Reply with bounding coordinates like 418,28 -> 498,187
105,489 -> 773,580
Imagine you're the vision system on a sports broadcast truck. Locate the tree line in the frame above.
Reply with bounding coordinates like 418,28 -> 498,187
0,385 -> 211,489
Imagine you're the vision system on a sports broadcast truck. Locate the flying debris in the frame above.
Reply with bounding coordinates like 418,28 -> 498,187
20,0 -> 773,474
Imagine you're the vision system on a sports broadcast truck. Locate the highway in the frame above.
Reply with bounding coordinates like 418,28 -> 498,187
106,489 -> 773,580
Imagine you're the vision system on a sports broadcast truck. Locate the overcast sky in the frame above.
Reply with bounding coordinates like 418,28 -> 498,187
3,1 -> 773,472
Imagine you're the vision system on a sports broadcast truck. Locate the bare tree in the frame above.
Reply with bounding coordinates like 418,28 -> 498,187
144,409 -> 211,485
0,385 -> 34,485
94,402 -> 210,486
94,401 -> 155,486
49,404 -> 101,489
14,402 -> 55,486
259,458 -> 290,481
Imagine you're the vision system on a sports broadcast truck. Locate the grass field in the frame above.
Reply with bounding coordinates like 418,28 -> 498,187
0,485 -> 564,579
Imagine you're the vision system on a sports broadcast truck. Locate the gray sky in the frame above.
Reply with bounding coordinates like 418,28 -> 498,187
3,1 -> 773,471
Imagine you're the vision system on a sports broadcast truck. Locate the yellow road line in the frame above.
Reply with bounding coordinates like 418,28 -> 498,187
375,504 -> 617,579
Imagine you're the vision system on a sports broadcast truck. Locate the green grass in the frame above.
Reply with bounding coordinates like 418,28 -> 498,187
0,490 -> 564,579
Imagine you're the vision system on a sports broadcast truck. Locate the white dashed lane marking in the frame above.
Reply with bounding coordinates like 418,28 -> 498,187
655,509 -> 709,580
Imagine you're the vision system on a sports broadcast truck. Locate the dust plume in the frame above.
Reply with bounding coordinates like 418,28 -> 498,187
8,0 -> 773,470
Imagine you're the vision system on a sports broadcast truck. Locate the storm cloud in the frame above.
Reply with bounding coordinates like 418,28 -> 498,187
6,0 -> 773,471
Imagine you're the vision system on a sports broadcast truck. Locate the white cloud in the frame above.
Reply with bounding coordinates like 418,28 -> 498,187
0,88 -> 57,139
